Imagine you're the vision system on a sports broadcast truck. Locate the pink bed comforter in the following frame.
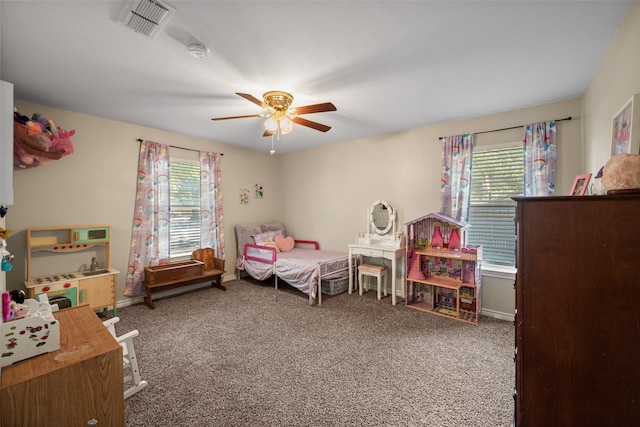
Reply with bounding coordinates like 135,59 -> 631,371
241,247 -> 349,304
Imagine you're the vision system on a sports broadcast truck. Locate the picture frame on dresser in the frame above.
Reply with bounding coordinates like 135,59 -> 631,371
570,173 -> 591,196
611,94 -> 640,156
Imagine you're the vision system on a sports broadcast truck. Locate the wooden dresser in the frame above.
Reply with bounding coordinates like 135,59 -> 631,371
1,305 -> 124,427
513,195 -> 640,426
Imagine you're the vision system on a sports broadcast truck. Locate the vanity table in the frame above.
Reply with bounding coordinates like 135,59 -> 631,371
348,200 -> 406,305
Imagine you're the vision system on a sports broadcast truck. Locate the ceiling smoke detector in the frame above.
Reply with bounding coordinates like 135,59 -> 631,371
117,0 -> 176,39
187,43 -> 209,59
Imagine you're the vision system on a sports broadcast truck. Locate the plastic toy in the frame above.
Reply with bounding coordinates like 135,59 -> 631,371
2,292 -> 13,322
448,227 -> 461,251
0,227 -> 12,239
9,289 -> 25,304
11,302 -> 29,319
430,222 -> 444,249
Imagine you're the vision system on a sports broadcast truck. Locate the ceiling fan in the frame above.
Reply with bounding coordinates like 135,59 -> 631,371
211,91 -> 337,137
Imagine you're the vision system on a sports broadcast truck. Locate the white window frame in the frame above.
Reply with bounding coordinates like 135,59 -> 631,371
168,155 -> 201,261
468,141 -> 521,278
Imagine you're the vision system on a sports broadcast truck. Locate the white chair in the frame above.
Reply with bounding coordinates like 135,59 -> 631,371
358,264 -> 388,300
102,317 -> 148,399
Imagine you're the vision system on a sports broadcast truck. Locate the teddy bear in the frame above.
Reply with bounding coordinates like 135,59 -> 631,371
602,153 -> 640,193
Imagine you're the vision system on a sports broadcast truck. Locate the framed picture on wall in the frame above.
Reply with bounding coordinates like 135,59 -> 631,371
570,173 -> 591,196
239,188 -> 249,205
611,94 -> 640,156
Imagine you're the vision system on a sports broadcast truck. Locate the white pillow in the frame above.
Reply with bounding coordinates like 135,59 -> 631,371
252,229 -> 284,246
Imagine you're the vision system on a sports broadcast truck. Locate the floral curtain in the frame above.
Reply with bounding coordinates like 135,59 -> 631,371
440,134 -> 473,223
523,120 -> 556,196
199,151 -> 225,258
124,141 -> 170,296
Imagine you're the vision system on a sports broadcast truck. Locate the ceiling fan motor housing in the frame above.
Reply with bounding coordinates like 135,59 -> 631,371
264,91 -> 293,113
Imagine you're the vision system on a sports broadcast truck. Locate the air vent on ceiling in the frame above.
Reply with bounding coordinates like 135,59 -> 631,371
117,0 -> 175,39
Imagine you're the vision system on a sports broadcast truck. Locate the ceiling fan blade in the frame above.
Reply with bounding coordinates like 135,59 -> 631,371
292,116 -> 332,132
263,130 -> 274,137
211,114 -> 263,121
290,102 -> 337,115
236,92 -> 265,108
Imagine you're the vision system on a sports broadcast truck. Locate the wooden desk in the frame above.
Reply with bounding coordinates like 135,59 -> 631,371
1,305 -> 124,427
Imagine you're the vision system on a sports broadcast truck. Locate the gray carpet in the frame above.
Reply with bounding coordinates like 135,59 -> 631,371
117,279 -> 514,426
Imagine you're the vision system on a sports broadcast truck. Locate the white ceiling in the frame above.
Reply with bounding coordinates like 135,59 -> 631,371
0,1 -> 630,153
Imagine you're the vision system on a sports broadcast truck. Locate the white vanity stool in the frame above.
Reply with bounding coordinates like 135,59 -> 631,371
358,264 -> 388,300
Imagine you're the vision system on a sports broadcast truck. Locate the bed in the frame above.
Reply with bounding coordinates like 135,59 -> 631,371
234,223 -> 350,305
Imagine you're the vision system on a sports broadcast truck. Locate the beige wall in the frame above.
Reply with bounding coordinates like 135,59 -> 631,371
5,2 -> 637,318
277,98 -> 583,246
277,97 -> 583,320
584,0 -> 640,174
7,100 -> 281,301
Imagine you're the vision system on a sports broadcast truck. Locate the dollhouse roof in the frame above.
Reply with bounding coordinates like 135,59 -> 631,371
405,212 -> 467,228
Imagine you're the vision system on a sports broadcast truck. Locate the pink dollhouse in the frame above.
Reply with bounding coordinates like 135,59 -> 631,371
404,212 -> 481,324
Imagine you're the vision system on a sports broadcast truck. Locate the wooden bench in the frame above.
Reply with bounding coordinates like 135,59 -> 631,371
143,248 -> 225,309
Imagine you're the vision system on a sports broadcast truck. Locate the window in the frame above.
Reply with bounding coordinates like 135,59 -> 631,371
169,160 -> 200,259
467,143 -> 523,267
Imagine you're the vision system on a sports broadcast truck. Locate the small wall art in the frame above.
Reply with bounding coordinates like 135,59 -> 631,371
239,188 -> 249,205
611,94 -> 640,156
255,184 -> 264,199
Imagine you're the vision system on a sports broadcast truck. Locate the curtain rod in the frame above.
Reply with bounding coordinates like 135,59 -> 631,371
136,138 -> 224,155
438,116 -> 572,140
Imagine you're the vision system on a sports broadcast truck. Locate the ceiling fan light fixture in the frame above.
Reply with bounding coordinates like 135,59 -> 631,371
279,116 -> 293,134
264,116 -> 278,133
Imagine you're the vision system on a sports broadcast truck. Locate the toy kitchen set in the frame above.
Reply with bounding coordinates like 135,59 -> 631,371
23,225 -> 119,315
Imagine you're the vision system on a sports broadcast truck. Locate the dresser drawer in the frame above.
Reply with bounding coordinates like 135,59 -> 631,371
352,248 -> 379,257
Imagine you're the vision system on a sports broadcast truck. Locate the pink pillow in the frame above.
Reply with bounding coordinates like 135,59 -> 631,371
275,235 -> 295,252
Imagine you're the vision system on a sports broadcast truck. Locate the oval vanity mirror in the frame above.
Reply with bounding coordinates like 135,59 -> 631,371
370,200 -> 393,235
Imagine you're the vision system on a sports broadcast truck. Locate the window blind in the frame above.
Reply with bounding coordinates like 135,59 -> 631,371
467,145 -> 523,266
169,161 -> 201,258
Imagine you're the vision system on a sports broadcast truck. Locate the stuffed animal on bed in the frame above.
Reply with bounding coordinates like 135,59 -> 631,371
602,153 -> 640,193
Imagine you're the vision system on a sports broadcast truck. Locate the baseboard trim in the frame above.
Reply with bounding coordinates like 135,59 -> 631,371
116,273 -> 235,309
116,275 -> 515,324
481,308 -> 514,322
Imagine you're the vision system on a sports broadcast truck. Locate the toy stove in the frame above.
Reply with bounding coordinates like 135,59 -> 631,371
33,273 -> 76,285
28,273 -> 78,308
